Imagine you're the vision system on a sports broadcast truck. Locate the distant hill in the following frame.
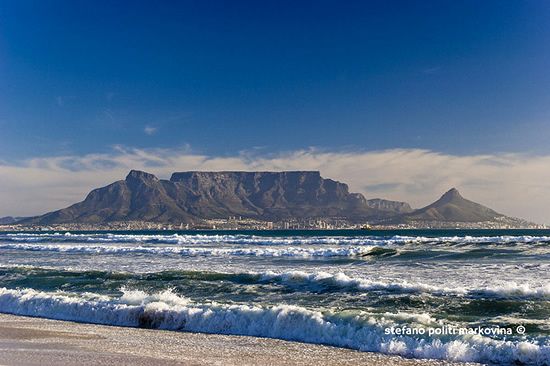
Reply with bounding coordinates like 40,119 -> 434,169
0,216 -> 28,225
23,170 -> 409,225
399,188 -> 530,226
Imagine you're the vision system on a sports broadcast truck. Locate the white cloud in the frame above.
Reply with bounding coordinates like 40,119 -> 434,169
144,126 -> 157,135
1,147 -> 549,224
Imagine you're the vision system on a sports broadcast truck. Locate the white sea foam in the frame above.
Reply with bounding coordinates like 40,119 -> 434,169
0,242 -> 383,257
1,263 -> 547,300
0,286 -> 548,365
3,232 -> 550,246
256,270 -> 550,299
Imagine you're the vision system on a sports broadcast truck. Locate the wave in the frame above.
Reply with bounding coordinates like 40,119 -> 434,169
257,270 -> 550,299
3,232 -> 550,246
1,232 -> 378,245
3,241 -> 548,261
3,265 -> 549,300
0,286 -> 547,365
0,243 -> 390,258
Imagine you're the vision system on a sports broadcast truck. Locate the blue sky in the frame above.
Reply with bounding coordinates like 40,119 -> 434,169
1,1 -> 550,222
1,0 -> 549,161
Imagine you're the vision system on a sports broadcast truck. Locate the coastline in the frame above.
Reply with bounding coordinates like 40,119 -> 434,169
1,226 -> 548,233
0,313 -> 479,366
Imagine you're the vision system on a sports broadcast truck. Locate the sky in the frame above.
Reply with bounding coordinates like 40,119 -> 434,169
1,1 -> 550,223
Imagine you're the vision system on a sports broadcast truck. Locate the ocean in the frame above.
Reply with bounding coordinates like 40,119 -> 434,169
0,229 -> 549,365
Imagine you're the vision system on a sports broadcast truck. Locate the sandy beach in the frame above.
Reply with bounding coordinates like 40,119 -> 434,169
0,313 -> 479,366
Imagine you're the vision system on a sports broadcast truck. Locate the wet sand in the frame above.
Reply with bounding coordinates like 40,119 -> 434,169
0,313 -> 479,365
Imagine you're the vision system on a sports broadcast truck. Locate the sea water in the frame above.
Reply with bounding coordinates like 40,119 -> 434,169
0,229 -> 549,365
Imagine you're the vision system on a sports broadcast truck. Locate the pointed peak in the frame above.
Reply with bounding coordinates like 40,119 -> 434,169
445,187 -> 460,195
439,187 -> 463,201
125,170 -> 158,182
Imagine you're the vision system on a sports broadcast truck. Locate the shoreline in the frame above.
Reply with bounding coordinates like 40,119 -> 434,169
0,313 -> 479,366
1,227 -> 548,233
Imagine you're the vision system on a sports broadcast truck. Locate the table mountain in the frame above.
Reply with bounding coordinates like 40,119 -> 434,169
24,170 -> 407,224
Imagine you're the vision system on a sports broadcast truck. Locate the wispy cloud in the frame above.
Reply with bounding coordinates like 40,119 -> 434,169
1,147 -> 549,223
144,126 -> 157,135
55,95 -> 75,107
103,109 -> 115,122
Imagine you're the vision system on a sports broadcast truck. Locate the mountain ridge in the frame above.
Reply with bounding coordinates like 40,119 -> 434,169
23,170 -> 384,224
17,170 -> 535,228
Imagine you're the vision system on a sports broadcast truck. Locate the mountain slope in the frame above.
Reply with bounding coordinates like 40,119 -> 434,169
0,216 -> 23,225
402,188 -> 505,222
24,170 -> 385,224
24,171 -> 195,224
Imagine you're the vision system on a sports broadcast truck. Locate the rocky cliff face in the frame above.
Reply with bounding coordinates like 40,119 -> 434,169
26,170 -> 385,224
169,171 -> 370,219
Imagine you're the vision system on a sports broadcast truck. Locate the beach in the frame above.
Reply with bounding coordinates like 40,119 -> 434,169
0,313 -> 477,365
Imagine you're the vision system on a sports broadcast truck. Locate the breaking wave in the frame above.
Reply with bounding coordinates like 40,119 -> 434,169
0,286 -> 548,365
257,270 -> 550,299
2,232 -> 550,246
0,243 -> 390,257
3,265 -> 549,300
